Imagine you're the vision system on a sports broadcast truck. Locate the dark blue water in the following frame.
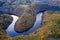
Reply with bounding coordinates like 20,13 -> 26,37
6,13 -> 43,37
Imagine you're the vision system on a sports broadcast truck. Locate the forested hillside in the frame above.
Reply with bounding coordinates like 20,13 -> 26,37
0,11 -> 60,40
0,0 -> 60,40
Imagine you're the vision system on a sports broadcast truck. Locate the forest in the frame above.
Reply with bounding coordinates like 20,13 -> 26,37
0,11 -> 60,40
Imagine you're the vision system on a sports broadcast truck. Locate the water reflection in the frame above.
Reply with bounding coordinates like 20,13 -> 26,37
6,13 -> 43,37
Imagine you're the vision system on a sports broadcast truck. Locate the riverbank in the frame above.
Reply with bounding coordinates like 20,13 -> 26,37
13,11 -> 60,40
6,13 -> 43,37
0,11 -> 60,40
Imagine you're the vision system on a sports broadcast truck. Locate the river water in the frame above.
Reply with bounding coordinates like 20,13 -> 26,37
6,13 -> 43,37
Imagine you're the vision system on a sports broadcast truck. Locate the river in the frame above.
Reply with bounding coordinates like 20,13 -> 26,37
6,13 -> 43,37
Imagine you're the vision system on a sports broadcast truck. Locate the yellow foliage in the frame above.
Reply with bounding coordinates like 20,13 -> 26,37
57,31 -> 60,35
0,11 -> 60,40
40,34 -> 45,40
